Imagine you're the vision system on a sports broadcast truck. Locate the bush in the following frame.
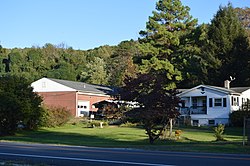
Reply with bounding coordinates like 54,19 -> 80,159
0,76 -> 43,136
230,111 -> 250,127
214,124 -> 225,141
175,130 -> 182,139
42,106 -> 72,127
119,121 -> 138,127
0,93 -> 22,135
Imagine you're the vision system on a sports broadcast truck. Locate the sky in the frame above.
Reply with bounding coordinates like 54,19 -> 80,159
1,0 -> 250,50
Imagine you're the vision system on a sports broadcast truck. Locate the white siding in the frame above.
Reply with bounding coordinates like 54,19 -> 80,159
179,85 -> 231,126
31,78 -> 76,92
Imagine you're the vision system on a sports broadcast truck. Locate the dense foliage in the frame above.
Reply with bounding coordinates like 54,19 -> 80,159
230,111 -> 250,127
41,106 -> 72,128
205,3 -> 250,87
0,41 -> 138,87
0,76 -> 43,135
122,73 -> 180,144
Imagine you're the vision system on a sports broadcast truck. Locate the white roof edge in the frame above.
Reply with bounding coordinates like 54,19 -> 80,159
177,84 -> 237,96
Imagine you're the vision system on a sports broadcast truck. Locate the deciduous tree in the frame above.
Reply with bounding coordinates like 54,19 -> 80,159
122,73 -> 180,144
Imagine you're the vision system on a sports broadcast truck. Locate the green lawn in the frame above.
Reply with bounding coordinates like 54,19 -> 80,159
1,122 -> 250,154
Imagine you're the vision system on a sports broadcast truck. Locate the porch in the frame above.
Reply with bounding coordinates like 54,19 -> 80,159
179,96 -> 207,115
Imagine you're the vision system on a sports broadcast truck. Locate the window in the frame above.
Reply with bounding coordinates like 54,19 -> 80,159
42,82 -> 46,88
209,120 -> 215,125
231,96 -> 239,106
214,98 -> 222,106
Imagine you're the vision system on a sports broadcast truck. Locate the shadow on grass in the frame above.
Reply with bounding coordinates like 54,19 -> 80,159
0,128 -> 149,147
0,127 -> 250,154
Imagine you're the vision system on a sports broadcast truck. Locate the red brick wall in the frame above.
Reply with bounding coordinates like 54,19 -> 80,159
38,91 -> 111,116
38,91 -> 77,116
77,94 -> 111,112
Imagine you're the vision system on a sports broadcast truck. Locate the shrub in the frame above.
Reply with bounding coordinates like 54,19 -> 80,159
119,121 -> 138,127
175,130 -> 182,139
230,111 -> 250,127
0,76 -> 43,136
42,106 -> 72,127
214,124 -> 225,141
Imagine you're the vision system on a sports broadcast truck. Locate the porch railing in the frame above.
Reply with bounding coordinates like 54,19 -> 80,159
179,106 -> 207,115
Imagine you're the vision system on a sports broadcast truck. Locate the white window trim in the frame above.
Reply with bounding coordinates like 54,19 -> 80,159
214,98 -> 222,107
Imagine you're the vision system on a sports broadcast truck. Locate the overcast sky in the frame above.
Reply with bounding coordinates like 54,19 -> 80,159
1,0 -> 249,50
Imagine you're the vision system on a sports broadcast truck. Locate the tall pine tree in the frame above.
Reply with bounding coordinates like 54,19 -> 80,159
206,3 -> 250,86
137,0 -> 198,89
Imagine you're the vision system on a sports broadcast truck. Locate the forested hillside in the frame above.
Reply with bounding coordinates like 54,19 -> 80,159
0,4 -> 249,88
0,41 -> 138,87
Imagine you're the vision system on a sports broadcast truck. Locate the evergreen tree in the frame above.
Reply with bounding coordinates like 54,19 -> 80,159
206,3 -> 250,86
138,0 -> 197,89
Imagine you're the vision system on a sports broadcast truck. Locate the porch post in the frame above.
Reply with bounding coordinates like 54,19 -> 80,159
189,97 -> 192,115
189,97 -> 192,107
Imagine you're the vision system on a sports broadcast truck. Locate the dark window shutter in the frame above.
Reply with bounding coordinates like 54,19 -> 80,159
223,98 -> 227,107
209,98 -> 213,107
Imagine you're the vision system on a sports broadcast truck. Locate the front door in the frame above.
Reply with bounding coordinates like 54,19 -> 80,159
77,101 -> 90,117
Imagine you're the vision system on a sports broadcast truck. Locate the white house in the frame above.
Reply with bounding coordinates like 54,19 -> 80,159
177,81 -> 250,126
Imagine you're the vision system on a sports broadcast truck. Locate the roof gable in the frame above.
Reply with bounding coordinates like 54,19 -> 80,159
31,78 -> 76,92
32,78 -> 116,96
50,78 -> 115,95
178,84 -> 242,96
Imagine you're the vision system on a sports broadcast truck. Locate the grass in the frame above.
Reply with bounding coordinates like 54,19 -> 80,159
1,122 -> 250,154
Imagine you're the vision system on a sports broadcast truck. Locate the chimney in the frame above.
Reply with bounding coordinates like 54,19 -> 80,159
224,80 -> 230,89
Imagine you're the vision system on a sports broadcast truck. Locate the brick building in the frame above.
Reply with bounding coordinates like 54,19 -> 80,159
31,78 -> 117,117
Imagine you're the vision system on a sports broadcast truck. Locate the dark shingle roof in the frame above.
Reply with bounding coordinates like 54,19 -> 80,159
231,87 -> 250,93
205,85 -> 239,94
49,78 -> 116,95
